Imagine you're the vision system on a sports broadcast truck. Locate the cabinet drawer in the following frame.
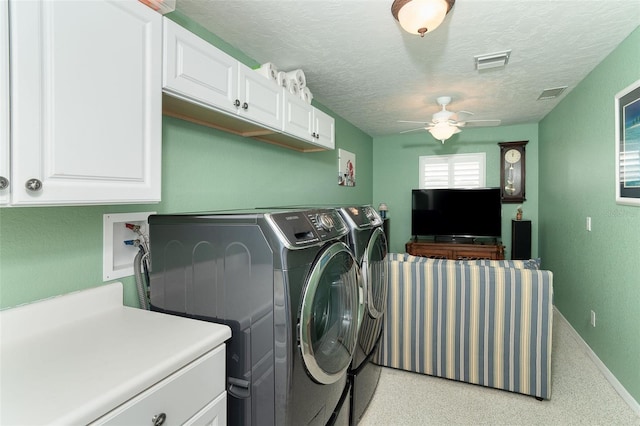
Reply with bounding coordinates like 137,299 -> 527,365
93,345 -> 225,425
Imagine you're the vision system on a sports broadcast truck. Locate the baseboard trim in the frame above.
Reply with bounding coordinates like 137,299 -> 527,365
554,307 -> 640,416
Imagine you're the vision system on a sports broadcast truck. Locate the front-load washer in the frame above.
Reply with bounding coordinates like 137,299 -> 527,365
336,206 -> 388,425
148,208 -> 361,426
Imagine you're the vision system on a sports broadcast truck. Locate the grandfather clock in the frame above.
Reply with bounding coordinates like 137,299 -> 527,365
498,141 -> 528,203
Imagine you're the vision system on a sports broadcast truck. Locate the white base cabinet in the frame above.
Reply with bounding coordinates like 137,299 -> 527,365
162,18 -> 334,152
0,282 -> 231,425
93,346 -> 227,425
4,0 -> 162,206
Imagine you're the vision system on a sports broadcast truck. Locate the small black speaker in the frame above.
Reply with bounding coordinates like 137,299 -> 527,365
511,220 -> 531,260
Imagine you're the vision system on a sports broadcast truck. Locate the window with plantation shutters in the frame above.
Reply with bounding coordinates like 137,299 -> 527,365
419,153 -> 486,189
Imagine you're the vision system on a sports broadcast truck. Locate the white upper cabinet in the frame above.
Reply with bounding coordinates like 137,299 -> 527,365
237,62 -> 282,129
162,18 -> 334,152
7,0 -> 162,206
283,89 -> 314,142
163,19 -> 238,115
313,107 -> 336,150
163,18 -> 281,130
283,91 -> 335,150
0,0 -> 9,205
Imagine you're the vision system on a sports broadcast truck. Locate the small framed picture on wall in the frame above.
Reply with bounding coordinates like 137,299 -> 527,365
338,149 -> 356,187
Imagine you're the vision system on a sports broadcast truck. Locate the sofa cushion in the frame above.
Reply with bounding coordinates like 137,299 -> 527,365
390,253 -> 542,269
458,258 -> 542,270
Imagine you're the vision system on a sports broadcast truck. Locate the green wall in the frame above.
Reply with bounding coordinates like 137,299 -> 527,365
0,16 -> 373,310
539,27 -> 640,404
0,117 -> 372,310
372,124 -> 539,258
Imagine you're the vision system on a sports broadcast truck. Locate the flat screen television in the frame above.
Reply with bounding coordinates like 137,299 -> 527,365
411,188 -> 502,240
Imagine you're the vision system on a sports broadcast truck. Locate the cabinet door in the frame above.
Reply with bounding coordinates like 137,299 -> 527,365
313,107 -> 336,149
238,62 -> 282,129
163,18 -> 238,115
0,0 -> 9,205
283,89 -> 313,141
9,0 -> 161,205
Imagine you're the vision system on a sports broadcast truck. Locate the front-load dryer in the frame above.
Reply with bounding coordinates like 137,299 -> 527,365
148,208 -> 361,426
336,205 -> 388,425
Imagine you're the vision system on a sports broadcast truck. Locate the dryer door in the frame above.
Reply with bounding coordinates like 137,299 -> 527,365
299,242 -> 361,385
362,227 -> 388,319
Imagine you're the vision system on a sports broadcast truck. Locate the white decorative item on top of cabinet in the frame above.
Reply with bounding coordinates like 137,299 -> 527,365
0,0 -> 9,205
5,0 -> 161,206
162,17 -> 335,152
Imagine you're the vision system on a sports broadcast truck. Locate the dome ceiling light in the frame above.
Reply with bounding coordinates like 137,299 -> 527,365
391,0 -> 456,37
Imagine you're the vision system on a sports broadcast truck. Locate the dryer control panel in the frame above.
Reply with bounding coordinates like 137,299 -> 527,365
267,209 -> 347,249
339,205 -> 383,230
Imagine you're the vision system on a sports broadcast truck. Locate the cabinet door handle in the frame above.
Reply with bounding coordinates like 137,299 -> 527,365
151,412 -> 166,426
25,178 -> 43,192
234,99 -> 241,107
242,102 -> 248,110
0,176 -> 8,190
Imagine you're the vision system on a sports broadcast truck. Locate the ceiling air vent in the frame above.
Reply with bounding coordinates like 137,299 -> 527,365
474,50 -> 511,70
538,86 -> 568,100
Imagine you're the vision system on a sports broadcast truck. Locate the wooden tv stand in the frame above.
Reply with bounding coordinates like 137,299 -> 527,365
406,238 -> 505,260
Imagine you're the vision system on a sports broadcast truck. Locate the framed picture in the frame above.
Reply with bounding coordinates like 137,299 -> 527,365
338,149 -> 356,187
615,79 -> 640,205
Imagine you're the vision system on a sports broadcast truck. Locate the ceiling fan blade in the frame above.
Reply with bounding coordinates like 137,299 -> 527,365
399,127 -> 427,134
397,120 -> 430,124
453,110 -> 474,121
462,119 -> 501,127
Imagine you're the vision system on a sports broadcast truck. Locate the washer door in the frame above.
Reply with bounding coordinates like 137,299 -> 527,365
362,227 -> 388,319
299,242 -> 361,385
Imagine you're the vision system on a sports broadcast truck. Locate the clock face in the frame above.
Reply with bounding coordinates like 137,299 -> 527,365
505,148 -> 521,164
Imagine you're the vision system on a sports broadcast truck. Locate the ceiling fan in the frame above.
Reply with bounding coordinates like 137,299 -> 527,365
398,96 -> 501,143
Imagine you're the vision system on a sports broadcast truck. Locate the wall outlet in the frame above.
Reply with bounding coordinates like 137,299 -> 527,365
586,216 -> 592,231
103,212 -> 155,281
590,310 -> 596,327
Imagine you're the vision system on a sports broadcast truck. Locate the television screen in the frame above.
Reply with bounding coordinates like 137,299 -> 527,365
411,188 -> 502,239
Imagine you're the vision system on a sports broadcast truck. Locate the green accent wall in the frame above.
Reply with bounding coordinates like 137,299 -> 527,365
539,27 -> 640,404
0,116 -> 372,309
372,124 -> 539,258
0,18 -> 373,310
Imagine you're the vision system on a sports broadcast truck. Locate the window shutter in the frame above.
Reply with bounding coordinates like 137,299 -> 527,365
419,153 -> 486,189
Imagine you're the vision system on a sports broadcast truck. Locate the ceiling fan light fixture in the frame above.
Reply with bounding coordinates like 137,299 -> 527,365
391,0 -> 455,37
428,122 -> 460,143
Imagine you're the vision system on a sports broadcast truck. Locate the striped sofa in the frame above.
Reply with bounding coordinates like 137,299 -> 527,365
375,254 -> 554,399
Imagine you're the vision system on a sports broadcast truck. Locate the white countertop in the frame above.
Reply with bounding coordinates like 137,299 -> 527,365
0,282 -> 231,425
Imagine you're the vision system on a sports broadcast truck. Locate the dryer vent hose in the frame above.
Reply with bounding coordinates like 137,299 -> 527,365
134,247 -> 150,310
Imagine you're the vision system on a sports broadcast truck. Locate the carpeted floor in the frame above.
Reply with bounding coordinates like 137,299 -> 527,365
359,309 -> 640,425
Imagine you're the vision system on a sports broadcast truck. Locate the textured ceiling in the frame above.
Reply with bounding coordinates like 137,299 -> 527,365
175,0 -> 640,137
